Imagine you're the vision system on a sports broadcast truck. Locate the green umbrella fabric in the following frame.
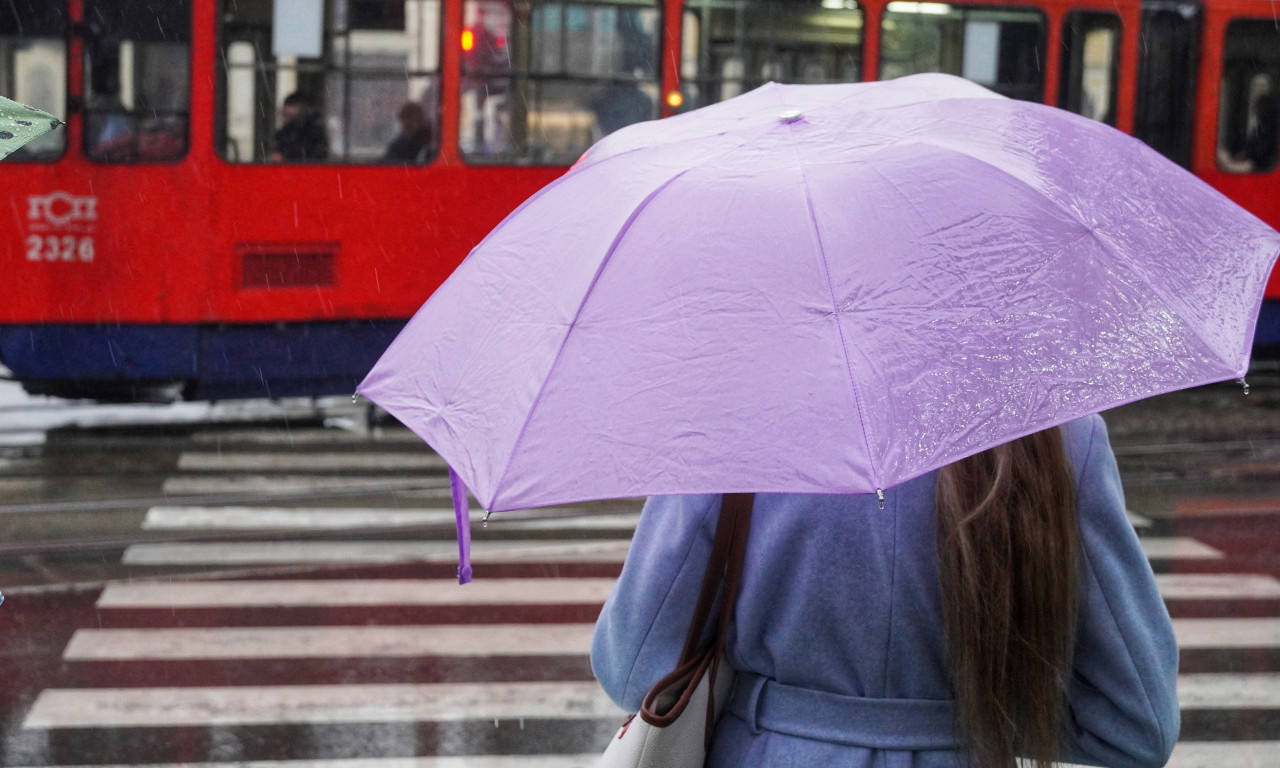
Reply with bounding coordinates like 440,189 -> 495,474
0,96 -> 62,160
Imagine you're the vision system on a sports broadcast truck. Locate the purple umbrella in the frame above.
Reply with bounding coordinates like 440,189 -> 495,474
360,74 -> 1280,581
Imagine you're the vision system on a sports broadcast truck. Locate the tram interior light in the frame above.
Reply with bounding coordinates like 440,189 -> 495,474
820,0 -> 859,8
666,91 -> 684,108
461,28 -> 475,52
886,2 -> 952,14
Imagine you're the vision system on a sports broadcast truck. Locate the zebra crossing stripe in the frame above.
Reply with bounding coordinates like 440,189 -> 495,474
1139,537 -> 1222,560
3,756 -> 602,768
96,579 -> 617,608
160,476 -> 438,495
4,747 -> 1279,768
143,507 -> 461,529
22,682 -> 624,729
1178,674 -> 1280,708
1164,742 -> 1280,768
63,624 -> 597,660
120,540 -> 632,566
1173,619 -> 1280,648
192,428 -> 424,444
177,452 -> 449,471
1155,573 -> 1280,599
142,506 -> 641,531
1127,512 -> 1153,528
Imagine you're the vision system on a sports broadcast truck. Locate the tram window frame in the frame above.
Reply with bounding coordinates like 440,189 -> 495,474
459,0 -> 662,167
879,2 -> 1047,103
0,0 -> 69,162
678,0 -> 865,112
83,0 -> 192,164
1059,10 -> 1119,126
216,0 -> 444,166
1216,18 -> 1280,175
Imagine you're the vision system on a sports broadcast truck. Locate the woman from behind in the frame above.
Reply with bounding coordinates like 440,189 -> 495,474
593,415 -> 1179,767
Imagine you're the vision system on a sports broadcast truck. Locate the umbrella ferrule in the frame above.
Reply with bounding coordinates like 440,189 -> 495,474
876,489 -> 885,509
1238,378 -> 1250,395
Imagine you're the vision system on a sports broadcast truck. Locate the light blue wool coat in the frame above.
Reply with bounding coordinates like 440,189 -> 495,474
592,415 -> 1179,768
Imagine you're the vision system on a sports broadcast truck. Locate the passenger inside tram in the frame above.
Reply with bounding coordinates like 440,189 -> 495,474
271,91 -> 330,162
384,101 -> 434,163
1219,72 -> 1280,173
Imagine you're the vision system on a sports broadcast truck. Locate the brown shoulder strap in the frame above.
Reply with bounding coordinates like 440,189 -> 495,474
677,493 -> 754,665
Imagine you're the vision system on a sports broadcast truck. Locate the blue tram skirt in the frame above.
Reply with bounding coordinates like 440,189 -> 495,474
0,320 -> 406,401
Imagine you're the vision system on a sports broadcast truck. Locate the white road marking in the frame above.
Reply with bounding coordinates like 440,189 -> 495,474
22,682 -> 624,729
177,452 -> 449,472
1178,673 -> 1280,708
142,506 -> 640,531
143,507 -> 460,530
1140,537 -> 1222,560
192,429 -> 424,445
96,578 -> 617,608
1127,512 -> 1153,528
1155,573 -> 1280,600
64,624 -> 596,660
1164,742 -> 1280,768
120,540 -> 631,566
3,756 -> 601,768
1173,618 -> 1280,648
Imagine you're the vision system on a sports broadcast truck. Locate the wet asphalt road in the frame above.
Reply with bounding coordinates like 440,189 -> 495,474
0,377 -> 1276,766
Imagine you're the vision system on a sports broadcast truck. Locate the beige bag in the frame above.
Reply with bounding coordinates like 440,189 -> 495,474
597,493 -> 754,768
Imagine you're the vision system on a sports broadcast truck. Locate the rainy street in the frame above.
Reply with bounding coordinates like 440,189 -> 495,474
0,373 -> 1274,767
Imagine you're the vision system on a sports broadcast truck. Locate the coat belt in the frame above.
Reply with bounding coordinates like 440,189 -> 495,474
727,671 -> 960,749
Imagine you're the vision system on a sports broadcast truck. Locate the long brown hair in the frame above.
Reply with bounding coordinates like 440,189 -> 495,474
935,427 -> 1079,768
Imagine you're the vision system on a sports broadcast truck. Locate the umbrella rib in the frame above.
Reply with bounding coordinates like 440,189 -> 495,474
787,139 -> 882,489
487,169 -> 694,510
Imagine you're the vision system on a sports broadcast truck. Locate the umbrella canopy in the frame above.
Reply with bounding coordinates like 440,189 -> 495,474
361,73 -> 1280,516
0,96 -> 61,160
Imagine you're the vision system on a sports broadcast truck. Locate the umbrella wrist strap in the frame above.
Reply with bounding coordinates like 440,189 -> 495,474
449,467 -> 473,584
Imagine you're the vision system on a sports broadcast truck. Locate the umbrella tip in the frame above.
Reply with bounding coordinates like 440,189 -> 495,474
779,109 -> 803,124
1238,377 -> 1250,395
876,489 -> 885,509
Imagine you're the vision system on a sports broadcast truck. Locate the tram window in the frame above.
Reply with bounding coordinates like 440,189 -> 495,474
1134,3 -> 1198,168
0,1 -> 67,161
680,0 -> 863,111
83,0 -> 190,163
1059,11 -> 1119,125
219,0 -> 442,165
1216,20 -> 1280,174
460,0 -> 660,165
880,3 -> 1045,102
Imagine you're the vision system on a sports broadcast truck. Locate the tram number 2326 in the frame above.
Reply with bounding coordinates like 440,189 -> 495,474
26,234 -> 95,263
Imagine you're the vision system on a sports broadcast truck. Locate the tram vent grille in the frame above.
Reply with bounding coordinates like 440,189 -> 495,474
238,244 -> 337,289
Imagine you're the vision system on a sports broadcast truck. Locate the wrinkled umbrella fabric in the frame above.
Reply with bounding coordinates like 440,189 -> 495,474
361,74 -> 1280,526
0,96 -> 61,160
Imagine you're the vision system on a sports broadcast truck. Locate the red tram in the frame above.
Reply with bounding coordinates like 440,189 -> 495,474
1,0 -> 1277,401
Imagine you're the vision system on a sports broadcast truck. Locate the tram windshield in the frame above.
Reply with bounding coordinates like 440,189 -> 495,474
460,0 -> 661,165
880,2 -> 1044,102
1217,19 -> 1280,175
219,0 -> 442,165
0,1 -> 68,161
679,0 -> 864,111
83,0 -> 191,163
